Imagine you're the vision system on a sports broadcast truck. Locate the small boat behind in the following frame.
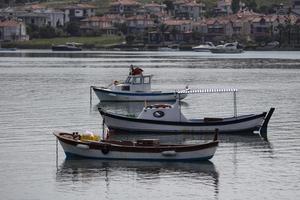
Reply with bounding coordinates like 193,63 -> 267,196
54,131 -> 219,161
192,42 -> 215,52
91,66 -> 188,102
52,42 -> 82,51
210,42 -> 243,53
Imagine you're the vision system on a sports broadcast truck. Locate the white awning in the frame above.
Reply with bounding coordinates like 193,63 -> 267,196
177,88 -> 238,94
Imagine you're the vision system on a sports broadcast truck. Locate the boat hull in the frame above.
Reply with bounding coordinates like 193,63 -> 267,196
100,110 -> 267,134
93,87 -> 187,102
55,133 -> 218,161
193,49 -> 211,52
210,49 -> 243,53
52,46 -> 82,51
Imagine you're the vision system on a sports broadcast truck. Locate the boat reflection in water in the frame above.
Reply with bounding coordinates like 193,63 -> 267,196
56,159 -> 219,190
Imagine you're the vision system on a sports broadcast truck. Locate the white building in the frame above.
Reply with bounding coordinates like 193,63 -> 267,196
0,19 -> 28,41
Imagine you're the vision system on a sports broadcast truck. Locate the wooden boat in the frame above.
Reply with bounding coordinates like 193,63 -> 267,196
52,42 -> 82,51
91,66 -> 188,102
99,89 -> 275,135
54,131 -> 219,161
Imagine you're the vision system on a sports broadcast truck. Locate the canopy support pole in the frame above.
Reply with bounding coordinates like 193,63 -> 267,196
90,86 -> 93,108
233,91 -> 237,117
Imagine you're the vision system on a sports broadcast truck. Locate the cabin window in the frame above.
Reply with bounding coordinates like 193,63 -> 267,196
125,77 -> 132,83
121,86 -> 130,91
143,76 -> 150,84
133,77 -> 142,84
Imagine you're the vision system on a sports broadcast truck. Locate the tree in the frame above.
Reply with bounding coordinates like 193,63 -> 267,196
231,0 -> 240,14
65,22 -> 80,36
39,26 -> 57,38
158,23 -> 169,44
245,0 -> 257,11
163,0 -> 174,11
125,34 -> 135,45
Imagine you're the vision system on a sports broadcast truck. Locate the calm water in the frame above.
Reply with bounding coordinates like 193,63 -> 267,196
0,50 -> 300,200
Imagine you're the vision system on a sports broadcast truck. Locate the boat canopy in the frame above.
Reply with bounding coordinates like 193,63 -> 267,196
177,88 -> 238,94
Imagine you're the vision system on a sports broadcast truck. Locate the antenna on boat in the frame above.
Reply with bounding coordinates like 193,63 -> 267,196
102,119 -> 105,140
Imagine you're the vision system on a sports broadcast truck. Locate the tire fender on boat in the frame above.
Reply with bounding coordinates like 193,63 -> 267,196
101,143 -> 110,154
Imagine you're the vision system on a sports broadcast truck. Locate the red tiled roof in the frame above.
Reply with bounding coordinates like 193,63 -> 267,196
163,19 -> 192,25
81,16 -> 112,22
64,4 -> 96,9
110,0 -> 140,6
0,20 -> 22,27
144,3 -> 166,8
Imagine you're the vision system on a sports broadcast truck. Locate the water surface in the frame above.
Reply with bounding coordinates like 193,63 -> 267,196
0,50 -> 299,200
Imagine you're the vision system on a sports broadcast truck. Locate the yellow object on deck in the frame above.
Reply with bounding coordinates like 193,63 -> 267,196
80,133 -> 101,142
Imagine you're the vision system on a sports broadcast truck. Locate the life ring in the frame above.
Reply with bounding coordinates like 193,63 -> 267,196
101,143 -> 110,154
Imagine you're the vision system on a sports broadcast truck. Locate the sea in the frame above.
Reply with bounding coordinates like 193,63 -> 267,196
0,50 -> 299,200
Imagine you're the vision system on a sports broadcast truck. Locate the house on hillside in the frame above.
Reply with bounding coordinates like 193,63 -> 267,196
292,0 -> 300,16
109,0 -> 141,16
144,2 -> 166,14
173,0 -> 206,19
126,15 -> 155,33
214,0 -> 232,16
0,6 -> 64,27
80,15 -> 123,35
61,3 -> 96,23
0,19 -> 28,41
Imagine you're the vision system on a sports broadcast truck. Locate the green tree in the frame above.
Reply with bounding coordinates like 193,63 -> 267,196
231,0 -> 240,14
39,26 -> 57,38
158,23 -> 169,44
65,22 -> 80,36
245,0 -> 257,11
125,34 -> 135,45
163,0 -> 174,11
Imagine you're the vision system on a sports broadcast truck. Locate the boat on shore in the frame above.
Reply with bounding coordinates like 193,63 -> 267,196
99,89 -> 275,135
54,131 -> 219,161
210,42 -> 243,53
91,66 -> 188,102
192,42 -> 215,52
52,42 -> 82,51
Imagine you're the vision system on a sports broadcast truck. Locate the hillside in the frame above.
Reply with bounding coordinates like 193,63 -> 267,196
14,0 -> 293,14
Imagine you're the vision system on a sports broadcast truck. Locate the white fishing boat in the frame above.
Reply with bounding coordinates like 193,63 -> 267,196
192,42 -> 215,52
210,42 -> 243,53
99,89 -> 275,135
91,66 -> 188,102
54,131 -> 219,161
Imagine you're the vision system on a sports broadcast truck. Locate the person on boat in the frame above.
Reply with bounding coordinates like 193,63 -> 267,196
129,65 -> 143,75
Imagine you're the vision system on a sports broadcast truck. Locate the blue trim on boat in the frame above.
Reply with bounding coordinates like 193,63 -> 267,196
93,87 -> 175,96
99,109 -> 266,126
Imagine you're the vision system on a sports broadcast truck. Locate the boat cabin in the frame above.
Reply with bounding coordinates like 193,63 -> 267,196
111,73 -> 153,92
138,100 -> 188,122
